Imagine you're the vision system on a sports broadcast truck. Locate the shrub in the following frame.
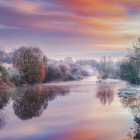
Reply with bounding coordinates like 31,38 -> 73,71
0,65 -> 9,81
45,61 -> 62,82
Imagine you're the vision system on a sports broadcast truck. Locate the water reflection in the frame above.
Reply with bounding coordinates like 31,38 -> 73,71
120,95 -> 140,140
13,87 -> 48,120
96,85 -> 114,106
0,92 -> 9,130
0,85 -> 70,126
0,77 -> 134,140
0,109 -> 8,129
13,86 -> 70,120
133,117 -> 140,139
120,95 -> 140,117
123,117 -> 140,140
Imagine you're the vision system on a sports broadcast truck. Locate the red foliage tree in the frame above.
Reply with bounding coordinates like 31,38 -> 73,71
12,46 -> 48,84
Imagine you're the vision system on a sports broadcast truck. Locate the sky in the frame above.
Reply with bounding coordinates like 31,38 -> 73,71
0,0 -> 140,61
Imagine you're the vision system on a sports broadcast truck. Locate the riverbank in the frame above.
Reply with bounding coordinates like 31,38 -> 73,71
0,79 -> 15,89
118,86 -> 140,98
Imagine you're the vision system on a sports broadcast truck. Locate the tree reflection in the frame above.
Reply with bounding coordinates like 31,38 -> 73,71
120,95 -> 140,117
133,117 -> 140,139
13,88 -> 48,120
123,117 -> 140,140
0,109 -> 8,129
96,85 -> 114,106
120,95 -> 140,139
0,91 -> 9,130
13,85 -> 70,120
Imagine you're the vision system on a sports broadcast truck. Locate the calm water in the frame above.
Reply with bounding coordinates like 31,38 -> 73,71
0,77 -> 138,140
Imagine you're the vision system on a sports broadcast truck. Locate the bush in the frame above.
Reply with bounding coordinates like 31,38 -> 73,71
80,65 -> 95,76
58,63 -> 74,81
45,61 -> 62,82
9,68 -> 26,85
0,64 -> 15,88
44,57 -> 97,82
0,65 -> 9,81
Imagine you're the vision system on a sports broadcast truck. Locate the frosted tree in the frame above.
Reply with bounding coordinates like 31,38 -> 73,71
12,46 -> 48,84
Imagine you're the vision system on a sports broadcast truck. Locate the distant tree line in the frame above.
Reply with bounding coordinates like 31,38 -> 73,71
76,59 -> 97,67
1,38 -> 140,88
45,57 -> 96,82
97,38 -> 140,85
0,46 -> 97,88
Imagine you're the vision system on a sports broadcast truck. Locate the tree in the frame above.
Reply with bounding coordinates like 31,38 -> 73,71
12,46 -> 48,84
119,60 -> 139,84
119,38 -> 140,84
97,55 -> 119,80
97,55 -> 113,79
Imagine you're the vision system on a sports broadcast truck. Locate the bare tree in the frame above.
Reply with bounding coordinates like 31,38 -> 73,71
97,55 -> 118,79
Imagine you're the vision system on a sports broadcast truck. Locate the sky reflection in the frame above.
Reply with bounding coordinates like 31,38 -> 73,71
0,77 -> 134,140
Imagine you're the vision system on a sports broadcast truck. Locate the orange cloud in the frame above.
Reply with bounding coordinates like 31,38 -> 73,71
45,0 -> 133,22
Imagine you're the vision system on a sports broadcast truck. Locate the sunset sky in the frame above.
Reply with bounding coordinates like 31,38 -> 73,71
0,0 -> 140,60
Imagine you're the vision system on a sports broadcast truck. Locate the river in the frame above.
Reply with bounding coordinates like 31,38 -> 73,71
0,76 -> 138,140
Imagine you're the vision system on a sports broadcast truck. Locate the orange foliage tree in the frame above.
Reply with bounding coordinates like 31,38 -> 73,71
12,46 -> 48,84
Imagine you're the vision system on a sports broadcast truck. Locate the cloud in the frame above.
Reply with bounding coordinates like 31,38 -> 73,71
5,0 -> 42,12
0,0 -> 139,32
43,0 -> 133,22
0,0 -> 140,60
